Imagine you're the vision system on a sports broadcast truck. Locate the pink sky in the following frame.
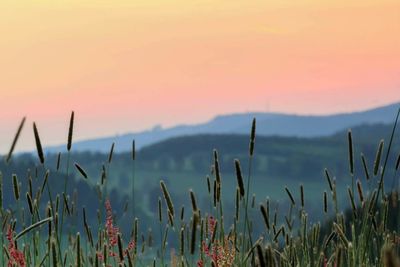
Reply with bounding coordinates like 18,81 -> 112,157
0,0 -> 399,152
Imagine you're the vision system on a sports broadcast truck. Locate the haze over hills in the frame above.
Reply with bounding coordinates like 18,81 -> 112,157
3,122 -> 399,226
46,102 -> 400,153
7,122 -> 398,214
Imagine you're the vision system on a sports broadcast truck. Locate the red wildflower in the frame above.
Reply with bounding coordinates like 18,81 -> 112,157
202,241 -> 210,256
97,199 -> 136,263
96,252 -> 104,261
201,241 -> 220,266
201,237 -> 235,267
124,239 -> 135,256
105,199 -> 119,246
6,226 -> 26,267
208,216 -> 216,237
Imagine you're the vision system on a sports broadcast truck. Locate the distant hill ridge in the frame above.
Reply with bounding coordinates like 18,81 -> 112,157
46,102 -> 400,153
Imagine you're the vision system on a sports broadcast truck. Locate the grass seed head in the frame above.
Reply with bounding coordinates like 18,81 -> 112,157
108,142 -> 115,163
373,139 -> 384,176
189,190 -> 198,212
6,117 -> 26,163
324,168 -> 333,191
160,180 -> 174,217
285,186 -> 295,206
249,118 -> 256,156
33,122 -> 45,164
361,153 -> 370,180
348,130 -> 354,175
234,159 -> 245,197
12,174 -> 20,201
260,204 -> 270,231
74,163 -> 88,179
67,111 -> 74,151
213,150 -> 221,185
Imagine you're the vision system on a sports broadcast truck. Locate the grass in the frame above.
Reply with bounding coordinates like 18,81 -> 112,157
0,108 -> 400,266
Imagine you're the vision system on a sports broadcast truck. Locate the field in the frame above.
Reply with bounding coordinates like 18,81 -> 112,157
1,110 -> 400,267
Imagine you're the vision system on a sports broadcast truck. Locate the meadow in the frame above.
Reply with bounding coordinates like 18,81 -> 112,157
1,109 -> 400,267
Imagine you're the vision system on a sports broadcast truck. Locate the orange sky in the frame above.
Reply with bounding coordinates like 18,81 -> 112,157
0,0 -> 399,152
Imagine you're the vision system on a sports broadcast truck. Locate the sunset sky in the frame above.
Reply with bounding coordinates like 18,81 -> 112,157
0,0 -> 399,152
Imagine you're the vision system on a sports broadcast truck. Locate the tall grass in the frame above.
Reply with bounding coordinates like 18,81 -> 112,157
0,108 -> 399,266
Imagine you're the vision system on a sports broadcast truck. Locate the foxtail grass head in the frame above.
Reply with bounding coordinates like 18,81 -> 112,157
33,122 -> 45,164
5,117 -> 26,163
67,111 -> 74,151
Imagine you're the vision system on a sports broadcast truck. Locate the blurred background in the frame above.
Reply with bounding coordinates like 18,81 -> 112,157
0,0 -> 399,233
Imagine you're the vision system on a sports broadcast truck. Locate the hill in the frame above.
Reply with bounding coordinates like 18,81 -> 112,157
45,102 -> 400,153
4,122 -> 398,223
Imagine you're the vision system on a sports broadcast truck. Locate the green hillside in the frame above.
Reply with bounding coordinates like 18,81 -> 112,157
3,123 -> 398,222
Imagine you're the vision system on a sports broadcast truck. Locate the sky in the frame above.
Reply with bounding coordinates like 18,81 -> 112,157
0,0 -> 399,152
